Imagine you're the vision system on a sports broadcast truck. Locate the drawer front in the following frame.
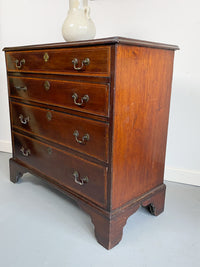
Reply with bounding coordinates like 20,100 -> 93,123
13,132 -> 107,208
9,76 -> 109,117
11,102 -> 109,162
6,46 -> 111,76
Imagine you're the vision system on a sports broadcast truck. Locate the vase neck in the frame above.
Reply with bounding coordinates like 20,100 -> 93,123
69,0 -> 88,9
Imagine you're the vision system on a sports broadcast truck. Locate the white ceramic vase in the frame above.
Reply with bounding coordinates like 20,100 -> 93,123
62,0 -> 96,42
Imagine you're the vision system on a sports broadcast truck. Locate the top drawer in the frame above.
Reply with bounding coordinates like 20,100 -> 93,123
5,46 -> 111,77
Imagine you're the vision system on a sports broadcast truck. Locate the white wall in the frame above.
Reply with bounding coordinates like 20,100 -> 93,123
0,0 -> 200,186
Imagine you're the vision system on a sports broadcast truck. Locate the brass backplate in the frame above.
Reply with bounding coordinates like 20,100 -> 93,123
46,111 -> 52,121
43,52 -> 49,62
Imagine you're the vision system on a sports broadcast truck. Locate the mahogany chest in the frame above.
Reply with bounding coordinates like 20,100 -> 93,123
3,37 -> 178,249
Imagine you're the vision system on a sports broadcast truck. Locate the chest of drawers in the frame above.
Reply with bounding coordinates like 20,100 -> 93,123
4,37 -> 178,249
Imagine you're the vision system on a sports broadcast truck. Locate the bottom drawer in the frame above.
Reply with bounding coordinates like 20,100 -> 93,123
13,132 -> 107,208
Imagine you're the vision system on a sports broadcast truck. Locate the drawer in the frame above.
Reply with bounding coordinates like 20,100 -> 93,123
11,102 -> 109,162
5,46 -> 111,76
13,132 -> 107,208
8,76 -> 109,117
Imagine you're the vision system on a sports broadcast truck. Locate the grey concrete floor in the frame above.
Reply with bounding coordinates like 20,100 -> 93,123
0,152 -> 199,267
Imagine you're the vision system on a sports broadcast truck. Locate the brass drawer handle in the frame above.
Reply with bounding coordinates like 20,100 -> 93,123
72,58 -> 90,70
73,130 -> 90,144
19,114 -> 29,124
72,93 -> 89,106
15,59 -> 25,69
15,86 -> 27,91
20,147 -> 31,157
73,171 -> 89,186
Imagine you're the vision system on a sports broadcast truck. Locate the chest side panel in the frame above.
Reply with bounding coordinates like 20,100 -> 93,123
111,44 -> 175,209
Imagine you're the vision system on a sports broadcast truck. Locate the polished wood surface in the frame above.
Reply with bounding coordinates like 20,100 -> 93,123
11,101 -> 109,162
4,37 -> 178,249
3,36 -> 179,51
6,46 -> 111,76
9,76 -> 110,117
111,45 -> 175,209
13,132 -> 107,208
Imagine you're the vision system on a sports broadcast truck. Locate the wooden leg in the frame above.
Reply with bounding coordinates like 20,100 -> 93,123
9,158 -> 28,183
142,184 -> 166,216
79,185 -> 166,249
79,202 -> 140,249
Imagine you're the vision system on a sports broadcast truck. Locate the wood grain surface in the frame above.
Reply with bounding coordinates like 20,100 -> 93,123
11,101 -> 109,162
111,45 -> 175,209
6,46 -> 111,76
8,76 -> 110,117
